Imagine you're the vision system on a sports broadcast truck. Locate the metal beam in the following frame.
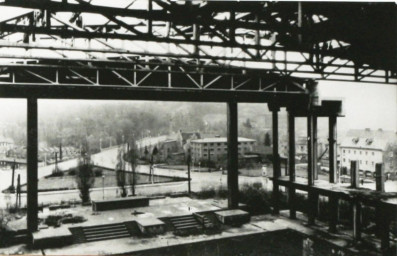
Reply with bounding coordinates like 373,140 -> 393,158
0,83 -> 309,104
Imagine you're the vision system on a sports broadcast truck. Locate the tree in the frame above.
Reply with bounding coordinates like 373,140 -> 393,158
115,146 -> 127,197
264,132 -> 271,146
127,137 -> 139,196
243,118 -> 253,129
75,154 -> 95,204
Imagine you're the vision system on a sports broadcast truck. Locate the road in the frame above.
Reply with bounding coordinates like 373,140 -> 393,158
1,145 -> 395,209
0,146 -> 265,208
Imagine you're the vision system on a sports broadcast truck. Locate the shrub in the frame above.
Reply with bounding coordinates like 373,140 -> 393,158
94,169 -> 103,177
68,169 -> 76,176
62,216 -> 86,224
75,159 -> 95,204
239,183 -> 271,214
46,170 -> 64,178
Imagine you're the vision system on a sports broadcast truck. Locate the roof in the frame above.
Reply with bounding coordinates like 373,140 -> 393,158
0,136 -> 14,144
0,1 -> 394,86
179,131 -> 201,142
191,137 -> 256,144
137,135 -> 168,148
340,129 -> 397,151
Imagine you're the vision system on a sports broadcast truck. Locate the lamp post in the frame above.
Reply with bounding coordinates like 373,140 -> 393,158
102,175 -> 105,200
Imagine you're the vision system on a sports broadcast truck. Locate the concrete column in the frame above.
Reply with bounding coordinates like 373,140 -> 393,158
352,199 -> 362,243
375,163 -> 385,192
227,101 -> 238,209
328,195 -> 338,233
307,191 -> 318,226
271,106 -> 280,214
27,97 -> 38,232
350,160 -> 359,188
288,111 -> 296,219
329,115 -> 337,183
377,203 -> 390,251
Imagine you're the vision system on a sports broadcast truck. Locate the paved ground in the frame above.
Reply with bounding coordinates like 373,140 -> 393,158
1,196 -> 369,256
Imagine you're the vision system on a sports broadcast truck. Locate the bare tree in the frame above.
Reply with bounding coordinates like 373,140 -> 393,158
127,137 -> 139,196
115,146 -> 127,197
75,154 -> 95,204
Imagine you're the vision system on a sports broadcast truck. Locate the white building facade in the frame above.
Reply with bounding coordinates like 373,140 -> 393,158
340,129 -> 397,173
191,137 -> 255,163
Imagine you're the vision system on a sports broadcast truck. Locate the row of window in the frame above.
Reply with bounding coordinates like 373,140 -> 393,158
194,141 -> 254,147
342,149 -> 375,156
343,158 -> 375,166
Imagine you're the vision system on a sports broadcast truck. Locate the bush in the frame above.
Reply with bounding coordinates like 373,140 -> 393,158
68,169 -> 76,176
46,170 -> 64,178
61,216 -> 86,224
94,169 -> 103,177
240,183 -> 271,214
76,161 -> 95,204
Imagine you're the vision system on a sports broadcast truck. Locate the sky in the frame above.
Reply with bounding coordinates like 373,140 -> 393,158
0,81 -> 396,133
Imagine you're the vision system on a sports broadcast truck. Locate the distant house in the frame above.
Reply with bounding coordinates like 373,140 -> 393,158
0,136 -> 14,157
190,137 -> 256,164
176,130 -> 201,148
340,129 -> 397,173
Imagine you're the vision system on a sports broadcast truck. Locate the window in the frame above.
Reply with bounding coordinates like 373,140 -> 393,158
210,143 -> 214,146
343,150 -> 345,153
372,161 -> 374,166
348,150 -> 350,153
204,154 -> 207,157
372,152 -> 374,156
360,151 -> 362,155
365,152 -> 368,155
203,143 -> 207,146
343,158 -> 346,162
354,150 -> 356,154
217,143 -> 221,146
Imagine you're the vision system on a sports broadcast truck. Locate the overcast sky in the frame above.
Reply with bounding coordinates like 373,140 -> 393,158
0,81 -> 395,133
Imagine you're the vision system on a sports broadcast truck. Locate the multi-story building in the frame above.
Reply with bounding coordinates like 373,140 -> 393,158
190,137 -> 255,163
340,129 -> 397,173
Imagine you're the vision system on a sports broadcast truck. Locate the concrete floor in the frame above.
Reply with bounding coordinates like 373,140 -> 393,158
2,196 -> 382,256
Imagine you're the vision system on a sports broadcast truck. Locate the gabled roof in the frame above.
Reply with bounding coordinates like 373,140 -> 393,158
340,129 -> 397,151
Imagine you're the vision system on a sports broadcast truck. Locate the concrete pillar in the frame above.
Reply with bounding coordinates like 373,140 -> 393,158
227,101 -> 238,209
378,204 -> 390,252
27,97 -> 38,232
375,163 -> 385,192
288,111 -> 296,219
307,191 -> 318,226
329,115 -> 337,183
352,199 -> 362,243
350,160 -> 359,188
271,105 -> 280,214
328,195 -> 338,233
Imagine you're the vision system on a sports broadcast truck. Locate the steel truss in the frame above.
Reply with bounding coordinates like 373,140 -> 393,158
0,0 -> 395,85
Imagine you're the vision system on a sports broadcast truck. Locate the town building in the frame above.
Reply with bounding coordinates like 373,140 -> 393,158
0,136 -> 14,157
190,137 -> 256,163
340,129 -> 397,173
